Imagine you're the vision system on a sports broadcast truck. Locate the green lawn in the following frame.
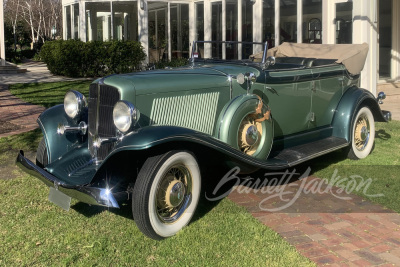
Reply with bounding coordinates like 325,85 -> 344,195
308,121 -> 400,212
9,81 -> 92,108
2,82 -> 313,266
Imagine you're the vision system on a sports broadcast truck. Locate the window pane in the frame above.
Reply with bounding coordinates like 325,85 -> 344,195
336,2 -> 352,44
263,0 -> 275,47
302,0 -> 322,43
280,0 -> 297,43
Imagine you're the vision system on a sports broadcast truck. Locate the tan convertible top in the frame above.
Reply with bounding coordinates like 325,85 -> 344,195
265,42 -> 369,75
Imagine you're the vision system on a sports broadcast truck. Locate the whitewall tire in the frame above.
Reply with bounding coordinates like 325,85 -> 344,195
132,151 -> 201,240
348,107 -> 375,160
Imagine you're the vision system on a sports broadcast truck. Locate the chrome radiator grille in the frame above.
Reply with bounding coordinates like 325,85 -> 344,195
88,84 -> 120,160
149,92 -> 220,135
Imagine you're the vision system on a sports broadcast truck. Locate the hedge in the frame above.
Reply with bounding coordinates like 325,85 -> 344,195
40,40 -> 146,77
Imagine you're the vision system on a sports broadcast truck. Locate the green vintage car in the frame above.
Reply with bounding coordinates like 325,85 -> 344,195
17,41 -> 391,240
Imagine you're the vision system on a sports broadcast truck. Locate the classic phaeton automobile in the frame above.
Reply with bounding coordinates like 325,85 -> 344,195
17,41 -> 391,240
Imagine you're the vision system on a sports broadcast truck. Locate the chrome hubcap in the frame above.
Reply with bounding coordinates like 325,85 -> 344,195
245,125 -> 259,146
166,180 -> 186,207
238,115 -> 262,155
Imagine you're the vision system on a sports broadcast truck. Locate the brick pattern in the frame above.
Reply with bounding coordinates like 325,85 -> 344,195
228,176 -> 400,266
0,85 -> 45,138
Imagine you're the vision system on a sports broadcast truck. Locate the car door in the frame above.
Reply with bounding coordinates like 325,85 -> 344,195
260,67 -> 313,137
310,63 -> 345,129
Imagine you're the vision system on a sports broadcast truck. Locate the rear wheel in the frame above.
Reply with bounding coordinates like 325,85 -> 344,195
347,107 -> 375,159
132,151 -> 201,240
36,138 -> 48,168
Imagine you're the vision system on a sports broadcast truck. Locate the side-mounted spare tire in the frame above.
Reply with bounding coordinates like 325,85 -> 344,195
216,94 -> 273,160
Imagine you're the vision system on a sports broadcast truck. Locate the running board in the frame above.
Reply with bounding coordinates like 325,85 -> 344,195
270,137 -> 348,167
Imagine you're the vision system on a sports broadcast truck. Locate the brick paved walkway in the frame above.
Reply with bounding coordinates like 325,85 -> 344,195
229,175 -> 400,266
0,84 -> 45,138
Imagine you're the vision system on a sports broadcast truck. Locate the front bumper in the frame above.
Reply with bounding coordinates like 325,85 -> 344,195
16,150 -> 119,208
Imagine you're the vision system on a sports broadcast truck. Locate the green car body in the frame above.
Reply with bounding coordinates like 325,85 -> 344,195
17,41 -> 391,239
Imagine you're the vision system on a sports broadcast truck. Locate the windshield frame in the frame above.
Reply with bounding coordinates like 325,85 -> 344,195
190,40 -> 268,65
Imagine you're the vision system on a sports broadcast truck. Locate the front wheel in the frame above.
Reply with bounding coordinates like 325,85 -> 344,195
347,106 -> 375,159
132,151 -> 201,240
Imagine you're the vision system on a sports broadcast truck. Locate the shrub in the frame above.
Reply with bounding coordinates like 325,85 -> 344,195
153,58 -> 189,69
40,40 -> 146,77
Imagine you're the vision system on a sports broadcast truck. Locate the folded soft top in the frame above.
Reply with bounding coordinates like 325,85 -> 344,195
263,42 -> 369,75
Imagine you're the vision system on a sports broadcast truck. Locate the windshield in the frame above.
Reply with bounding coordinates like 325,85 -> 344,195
190,41 -> 268,63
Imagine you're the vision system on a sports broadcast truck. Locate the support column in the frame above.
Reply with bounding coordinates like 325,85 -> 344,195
222,0 -> 226,59
124,13 -> 128,41
274,0 -> 280,46
138,0 -> 149,64
71,5 -> 75,39
189,1 -> 196,54
0,0 -> 6,62
238,0 -> 242,59
79,1 -> 87,41
297,0 -> 302,43
110,1 -> 114,40
63,5 -> 67,40
168,3 -> 172,61
253,0 -> 262,53
104,15 -> 110,40
322,0 -> 336,44
391,0 -> 400,81
353,0 -> 377,94
87,10 -> 92,41
204,0 -> 212,58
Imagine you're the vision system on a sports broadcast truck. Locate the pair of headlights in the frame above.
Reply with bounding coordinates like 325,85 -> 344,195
64,90 -> 140,134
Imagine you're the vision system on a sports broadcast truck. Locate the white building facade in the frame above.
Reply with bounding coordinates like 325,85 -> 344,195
62,0 -> 400,95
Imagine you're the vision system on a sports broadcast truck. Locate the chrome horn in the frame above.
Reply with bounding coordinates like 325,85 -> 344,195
377,91 -> 386,105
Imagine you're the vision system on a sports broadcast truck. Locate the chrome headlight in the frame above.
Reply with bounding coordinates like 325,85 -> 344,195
64,90 -> 87,119
113,101 -> 140,133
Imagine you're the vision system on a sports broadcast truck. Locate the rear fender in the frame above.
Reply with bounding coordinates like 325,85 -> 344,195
38,105 -> 87,164
332,87 -> 386,142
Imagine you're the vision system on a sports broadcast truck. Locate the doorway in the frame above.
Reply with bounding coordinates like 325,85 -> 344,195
378,0 -> 392,80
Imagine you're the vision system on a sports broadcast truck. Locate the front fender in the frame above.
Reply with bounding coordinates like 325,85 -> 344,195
38,105 -> 87,164
103,126 -> 288,170
332,87 -> 386,142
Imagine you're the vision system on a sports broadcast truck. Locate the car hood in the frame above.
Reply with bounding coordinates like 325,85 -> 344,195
101,63 -> 261,97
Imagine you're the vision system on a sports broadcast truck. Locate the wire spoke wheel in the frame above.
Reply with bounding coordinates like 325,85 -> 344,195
354,115 -> 370,151
155,165 -> 192,223
348,106 -> 375,160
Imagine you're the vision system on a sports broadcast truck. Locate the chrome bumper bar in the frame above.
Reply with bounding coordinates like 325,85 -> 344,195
16,150 -> 119,208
